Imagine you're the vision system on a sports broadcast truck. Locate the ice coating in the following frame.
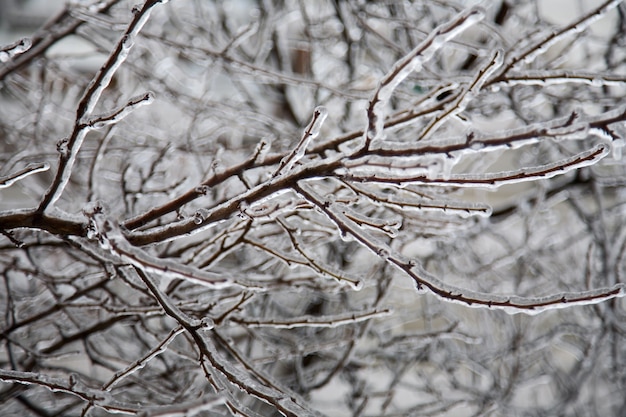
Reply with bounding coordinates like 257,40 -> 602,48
274,106 -> 328,176
364,8 -> 485,146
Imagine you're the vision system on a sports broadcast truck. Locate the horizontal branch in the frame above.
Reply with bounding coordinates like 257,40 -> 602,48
0,0 -> 120,80
295,182 -> 625,314
231,308 -> 392,329
499,70 -> 626,87
0,163 -> 49,189
0,208 -> 86,238
89,211 -> 257,290
341,144 -> 609,188
0,369 -> 137,415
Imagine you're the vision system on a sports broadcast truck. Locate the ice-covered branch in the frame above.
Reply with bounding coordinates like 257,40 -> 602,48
136,396 -> 226,417
417,49 -> 503,141
3,1 -> 626,415
493,0 -> 622,79
122,151 -> 262,230
118,270 -> 319,416
498,70 -> 626,87
342,144 -> 609,188
342,182 -> 492,218
0,369 -> 137,414
0,0 -> 119,80
274,106 -> 328,177
87,209 -> 253,289
37,0 -> 165,212
295,182 -> 625,314
79,325 -> 185,415
275,217 -> 364,289
363,7 -> 484,147
85,92 -> 154,129
231,308 -> 391,329
0,38 -> 31,62
0,162 -> 49,189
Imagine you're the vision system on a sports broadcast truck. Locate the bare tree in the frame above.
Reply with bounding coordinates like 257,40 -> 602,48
1,0 -> 626,415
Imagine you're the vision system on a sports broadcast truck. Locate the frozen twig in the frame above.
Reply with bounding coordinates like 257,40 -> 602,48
416,49 -> 503,140
86,208 -> 252,290
498,70 -> 626,87
0,38 -> 31,62
0,0 -> 119,80
492,0 -> 622,80
137,396 -> 226,417
363,7 -> 484,148
85,92 -> 155,129
80,325 -> 185,415
0,369 -> 137,414
0,162 -> 49,189
231,307 -> 392,329
273,106 -> 328,177
342,144 -> 610,188
295,182 -> 626,314
37,0 -> 164,212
